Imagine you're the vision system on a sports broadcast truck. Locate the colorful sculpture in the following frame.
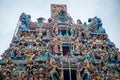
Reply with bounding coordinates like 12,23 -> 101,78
50,67 -> 60,80
53,44 -> 59,53
0,4 -> 120,80
19,13 -> 31,28
58,9 -> 67,22
70,26 -> 75,36
83,68 -> 91,80
53,25 -> 59,36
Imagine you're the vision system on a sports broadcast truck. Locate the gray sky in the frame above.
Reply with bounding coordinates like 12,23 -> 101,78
0,0 -> 120,58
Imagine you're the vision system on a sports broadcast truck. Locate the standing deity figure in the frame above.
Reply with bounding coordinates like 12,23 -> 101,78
84,59 -> 90,68
50,58 -> 60,80
83,68 -> 91,80
70,27 -> 75,36
50,67 -> 60,80
72,39 -> 80,54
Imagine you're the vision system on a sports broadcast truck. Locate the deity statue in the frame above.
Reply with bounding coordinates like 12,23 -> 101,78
50,67 -> 60,80
82,68 -> 91,80
53,26 -> 59,36
84,59 -> 90,68
9,49 -> 15,59
37,29 -> 43,38
74,39 -> 80,54
52,5 -> 59,17
50,58 -> 60,80
24,49 -> 35,60
77,19 -> 82,26
38,49 -> 48,61
16,50 -> 25,60
37,17 -> 45,28
19,23 -> 28,31
82,22 -> 88,31
58,9 -> 67,22
19,13 -> 31,28
53,44 -> 59,53
70,26 -> 75,36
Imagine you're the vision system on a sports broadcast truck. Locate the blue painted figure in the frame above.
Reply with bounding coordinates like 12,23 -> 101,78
20,13 -> 27,25
9,50 -> 15,59
19,23 -> 28,31
83,68 -> 91,80
58,9 -> 67,22
98,27 -> 105,33
88,17 -> 103,33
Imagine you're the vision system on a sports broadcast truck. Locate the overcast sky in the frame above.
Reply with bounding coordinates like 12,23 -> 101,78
0,0 -> 120,58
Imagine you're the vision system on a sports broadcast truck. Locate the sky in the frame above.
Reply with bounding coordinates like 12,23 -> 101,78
0,0 -> 120,58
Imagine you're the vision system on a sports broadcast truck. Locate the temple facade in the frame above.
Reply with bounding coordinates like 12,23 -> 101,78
0,4 -> 120,80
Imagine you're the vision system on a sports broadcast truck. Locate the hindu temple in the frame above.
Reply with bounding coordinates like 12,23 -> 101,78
0,4 -> 120,80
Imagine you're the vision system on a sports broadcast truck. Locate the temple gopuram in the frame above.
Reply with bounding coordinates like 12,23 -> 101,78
0,4 -> 120,80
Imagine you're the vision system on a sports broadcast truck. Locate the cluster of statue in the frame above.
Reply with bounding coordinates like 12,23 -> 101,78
0,4 -> 120,80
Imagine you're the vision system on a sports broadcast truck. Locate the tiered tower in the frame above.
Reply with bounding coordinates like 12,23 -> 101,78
0,4 -> 120,80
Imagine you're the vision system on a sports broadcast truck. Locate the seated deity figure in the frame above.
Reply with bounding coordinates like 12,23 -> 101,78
58,9 -> 67,22
45,30 -> 52,39
35,39 -> 41,47
19,13 -> 31,28
37,49 -> 48,61
52,37 -> 59,48
50,58 -> 60,80
24,48 -> 35,60
84,31 -> 90,40
19,23 -> 28,31
16,50 -> 24,60
9,48 -> 15,59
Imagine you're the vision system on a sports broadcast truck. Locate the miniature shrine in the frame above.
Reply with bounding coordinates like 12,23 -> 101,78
0,4 -> 120,80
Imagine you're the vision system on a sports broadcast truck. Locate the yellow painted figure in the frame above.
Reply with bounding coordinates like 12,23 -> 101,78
24,52 -> 35,60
